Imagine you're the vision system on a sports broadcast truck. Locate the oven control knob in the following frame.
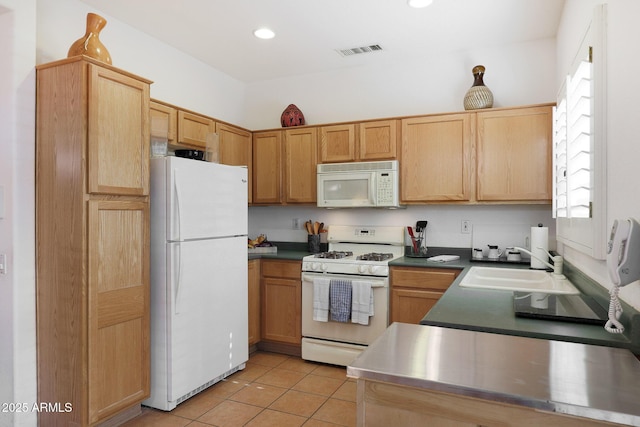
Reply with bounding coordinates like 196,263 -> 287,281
370,265 -> 388,276
313,262 -> 321,271
321,263 -> 328,271
358,265 -> 367,274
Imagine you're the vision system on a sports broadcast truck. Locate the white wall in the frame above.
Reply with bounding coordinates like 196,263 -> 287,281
249,205 -> 555,252
0,0 -> 37,426
36,0 -> 249,128
556,0 -> 640,311
244,38 -> 557,129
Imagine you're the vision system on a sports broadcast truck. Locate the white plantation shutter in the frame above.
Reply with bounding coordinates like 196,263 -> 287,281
554,4 -> 607,260
553,95 -> 568,217
553,52 -> 593,219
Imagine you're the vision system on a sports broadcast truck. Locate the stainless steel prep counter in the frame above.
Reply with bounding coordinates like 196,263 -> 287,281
348,322 -> 640,426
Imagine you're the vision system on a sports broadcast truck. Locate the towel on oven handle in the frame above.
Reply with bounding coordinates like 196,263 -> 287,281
329,279 -> 352,322
312,277 -> 330,322
351,281 -> 374,325
313,277 -> 330,322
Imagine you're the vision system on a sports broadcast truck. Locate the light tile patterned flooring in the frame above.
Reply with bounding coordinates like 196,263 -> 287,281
122,352 -> 356,427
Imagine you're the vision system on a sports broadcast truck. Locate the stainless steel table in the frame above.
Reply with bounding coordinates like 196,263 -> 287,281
348,322 -> 640,426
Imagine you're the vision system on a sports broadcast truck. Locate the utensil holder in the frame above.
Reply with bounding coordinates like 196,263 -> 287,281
308,234 -> 321,253
407,238 -> 428,257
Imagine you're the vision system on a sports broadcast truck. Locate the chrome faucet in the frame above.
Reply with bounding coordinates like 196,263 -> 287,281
513,246 -> 564,276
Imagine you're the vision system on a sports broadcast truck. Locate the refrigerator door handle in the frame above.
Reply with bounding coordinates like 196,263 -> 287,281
174,169 -> 183,241
174,243 -> 183,315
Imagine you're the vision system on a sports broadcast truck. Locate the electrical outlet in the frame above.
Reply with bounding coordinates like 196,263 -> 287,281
292,218 -> 301,230
461,220 -> 472,234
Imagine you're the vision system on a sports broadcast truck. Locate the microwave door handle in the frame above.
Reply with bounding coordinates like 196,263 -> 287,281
369,173 -> 377,205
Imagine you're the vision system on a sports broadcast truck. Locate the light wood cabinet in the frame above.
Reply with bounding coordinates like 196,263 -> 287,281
36,57 -> 151,426
390,267 -> 460,324
150,100 -> 177,144
261,260 -> 302,345
319,123 -> 357,163
248,259 -> 261,347
252,130 -> 283,204
177,110 -> 215,149
218,122 -> 252,167
217,122 -> 253,203
284,127 -> 318,203
359,119 -> 398,160
476,105 -> 553,201
401,113 -> 473,202
318,120 -> 398,163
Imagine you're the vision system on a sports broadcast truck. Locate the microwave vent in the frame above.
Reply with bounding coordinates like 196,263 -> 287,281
318,160 -> 398,173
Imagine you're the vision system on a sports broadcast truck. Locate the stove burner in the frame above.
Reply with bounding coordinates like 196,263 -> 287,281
314,251 -> 353,259
357,252 -> 394,261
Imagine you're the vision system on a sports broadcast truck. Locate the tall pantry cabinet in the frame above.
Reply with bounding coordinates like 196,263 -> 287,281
36,56 -> 151,426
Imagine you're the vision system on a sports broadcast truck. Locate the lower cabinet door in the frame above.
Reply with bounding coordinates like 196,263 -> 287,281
261,277 -> 301,344
248,259 -> 261,346
391,289 -> 444,324
88,200 -> 150,423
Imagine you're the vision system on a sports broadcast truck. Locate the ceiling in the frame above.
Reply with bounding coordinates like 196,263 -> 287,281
79,0 -> 566,84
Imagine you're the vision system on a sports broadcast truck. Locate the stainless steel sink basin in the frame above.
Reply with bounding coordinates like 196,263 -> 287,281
459,267 -> 580,294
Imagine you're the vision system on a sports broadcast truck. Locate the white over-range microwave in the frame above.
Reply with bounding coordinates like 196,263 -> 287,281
317,160 -> 402,208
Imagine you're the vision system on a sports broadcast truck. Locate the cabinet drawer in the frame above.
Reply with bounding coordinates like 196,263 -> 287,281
261,260 -> 301,279
391,267 -> 460,291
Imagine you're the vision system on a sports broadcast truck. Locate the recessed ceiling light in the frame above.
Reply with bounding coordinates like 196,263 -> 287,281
408,0 -> 433,8
253,28 -> 275,40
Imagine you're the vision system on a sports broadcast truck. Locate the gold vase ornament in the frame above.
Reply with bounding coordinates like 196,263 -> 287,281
67,13 -> 112,65
463,65 -> 493,110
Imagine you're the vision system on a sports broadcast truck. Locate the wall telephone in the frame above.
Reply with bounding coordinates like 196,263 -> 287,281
605,218 -> 640,333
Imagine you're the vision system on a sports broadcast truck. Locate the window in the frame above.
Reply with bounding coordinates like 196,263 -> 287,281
553,5 -> 607,259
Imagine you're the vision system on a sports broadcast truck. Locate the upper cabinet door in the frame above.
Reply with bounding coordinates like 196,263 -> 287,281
401,114 -> 473,202
150,101 -> 177,144
177,110 -> 215,149
217,123 -> 252,167
87,64 -> 150,196
284,127 -> 318,203
359,120 -> 398,160
319,124 -> 356,163
252,130 -> 283,204
476,106 -> 552,201
217,123 -> 252,203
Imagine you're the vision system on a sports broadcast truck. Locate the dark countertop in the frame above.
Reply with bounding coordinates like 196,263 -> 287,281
400,248 -> 640,355
348,322 -> 640,426
247,241 -> 319,261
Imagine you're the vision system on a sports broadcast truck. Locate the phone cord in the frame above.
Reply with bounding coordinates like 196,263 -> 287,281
604,285 -> 625,333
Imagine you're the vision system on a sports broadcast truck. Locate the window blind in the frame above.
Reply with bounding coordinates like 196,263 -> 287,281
553,48 -> 592,219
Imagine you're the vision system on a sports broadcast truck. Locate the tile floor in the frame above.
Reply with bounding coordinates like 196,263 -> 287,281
122,352 -> 357,427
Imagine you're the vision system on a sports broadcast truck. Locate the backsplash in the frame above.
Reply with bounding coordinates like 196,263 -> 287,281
248,204 -> 555,250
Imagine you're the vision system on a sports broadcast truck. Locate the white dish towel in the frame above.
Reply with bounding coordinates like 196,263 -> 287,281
313,277 -> 331,322
351,280 -> 374,325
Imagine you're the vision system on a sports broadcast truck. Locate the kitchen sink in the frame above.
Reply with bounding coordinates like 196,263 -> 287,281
458,267 -> 580,294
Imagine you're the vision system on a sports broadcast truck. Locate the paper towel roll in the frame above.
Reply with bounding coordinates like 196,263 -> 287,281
530,225 -> 549,269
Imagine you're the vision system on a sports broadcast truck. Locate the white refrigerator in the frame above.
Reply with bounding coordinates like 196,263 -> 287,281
144,156 -> 248,411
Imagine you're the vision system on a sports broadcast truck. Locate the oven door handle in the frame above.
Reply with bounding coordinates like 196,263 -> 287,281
301,273 -> 387,288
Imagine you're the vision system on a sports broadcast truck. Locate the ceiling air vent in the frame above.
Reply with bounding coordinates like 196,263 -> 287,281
336,44 -> 383,57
